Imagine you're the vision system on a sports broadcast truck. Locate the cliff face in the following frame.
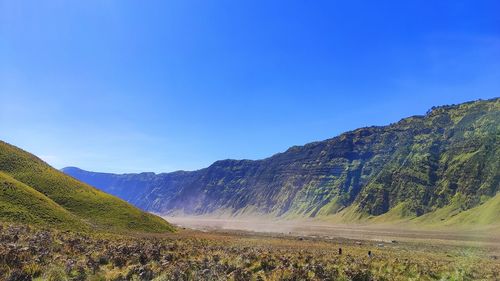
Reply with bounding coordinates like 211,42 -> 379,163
63,98 -> 500,220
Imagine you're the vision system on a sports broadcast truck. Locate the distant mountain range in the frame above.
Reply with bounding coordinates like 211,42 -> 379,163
63,98 -> 499,225
0,140 -> 174,233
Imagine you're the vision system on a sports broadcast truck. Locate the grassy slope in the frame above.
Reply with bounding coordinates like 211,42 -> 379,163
318,193 -> 500,230
0,172 -> 86,230
0,141 -> 174,233
416,193 -> 500,227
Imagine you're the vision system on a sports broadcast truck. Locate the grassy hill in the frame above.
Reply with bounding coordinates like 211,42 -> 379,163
0,140 -> 174,233
0,172 -> 85,229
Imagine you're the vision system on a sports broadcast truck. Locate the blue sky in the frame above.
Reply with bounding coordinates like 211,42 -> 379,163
1,1 -> 499,173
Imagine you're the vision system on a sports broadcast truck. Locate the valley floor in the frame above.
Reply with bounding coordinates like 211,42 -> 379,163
1,220 -> 499,280
164,216 -> 500,249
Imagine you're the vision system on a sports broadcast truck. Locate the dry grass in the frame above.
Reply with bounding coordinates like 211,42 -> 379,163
0,222 -> 499,281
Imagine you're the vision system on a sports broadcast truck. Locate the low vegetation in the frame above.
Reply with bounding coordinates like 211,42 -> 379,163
0,222 -> 498,281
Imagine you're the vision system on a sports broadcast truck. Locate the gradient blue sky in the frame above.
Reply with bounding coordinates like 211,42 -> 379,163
1,1 -> 499,173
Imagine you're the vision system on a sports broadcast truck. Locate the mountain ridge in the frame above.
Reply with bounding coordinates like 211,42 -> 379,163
63,98 -> 500,225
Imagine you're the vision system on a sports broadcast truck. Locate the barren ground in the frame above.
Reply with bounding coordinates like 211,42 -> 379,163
164,216 -> 500,250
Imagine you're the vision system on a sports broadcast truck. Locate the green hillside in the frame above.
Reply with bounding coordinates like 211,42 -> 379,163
0,141 -> 174,233
0,172 -> 85,229
322,192 -> 500,229
415,192 -> 500,227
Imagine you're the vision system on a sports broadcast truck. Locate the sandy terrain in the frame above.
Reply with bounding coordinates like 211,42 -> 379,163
163,216 -> 500,249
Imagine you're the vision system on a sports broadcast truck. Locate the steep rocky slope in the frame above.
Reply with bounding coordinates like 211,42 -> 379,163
64,98 -> 500,222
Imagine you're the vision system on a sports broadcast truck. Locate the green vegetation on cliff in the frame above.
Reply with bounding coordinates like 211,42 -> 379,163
65,98 -> 500,225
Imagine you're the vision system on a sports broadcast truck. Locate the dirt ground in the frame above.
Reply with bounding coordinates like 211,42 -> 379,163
164,216 -> 500,251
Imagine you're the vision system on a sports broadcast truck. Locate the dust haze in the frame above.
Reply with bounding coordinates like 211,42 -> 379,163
163,215 -> 500,249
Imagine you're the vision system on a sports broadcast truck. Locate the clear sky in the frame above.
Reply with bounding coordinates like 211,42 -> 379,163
1,1 -> 499,173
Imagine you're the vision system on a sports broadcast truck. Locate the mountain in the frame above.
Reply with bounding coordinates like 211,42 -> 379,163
63,98 -> 500,224
0,141 -> 174,233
